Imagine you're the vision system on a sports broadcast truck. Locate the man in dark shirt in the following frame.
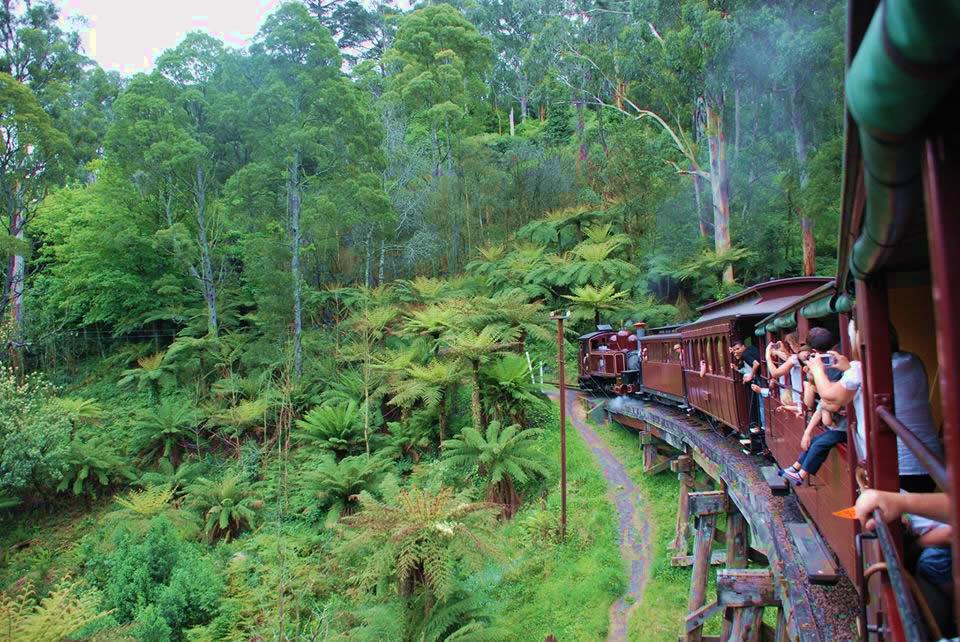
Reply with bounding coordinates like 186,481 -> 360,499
732,339 -> 762,384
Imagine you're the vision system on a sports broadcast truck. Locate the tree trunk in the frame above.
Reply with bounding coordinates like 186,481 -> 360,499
520,94 -> 528,121
364,228 -> 372,288
575,99 -> 587,178
789,81 -> 816,276
288,153 -> 304,377
444,119 -> 459,273
7,206 -> 24,331
470,360 -> 483,430
509,107 -> 515,136
438,393 -> 447,447
706,103 -> 734,284
734,88 -> 741,155
378,237 -> 386,285
692,171 -> 709,239
194,167 -> 219,337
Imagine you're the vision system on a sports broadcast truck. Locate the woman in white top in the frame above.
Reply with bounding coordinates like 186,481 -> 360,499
765,332 -> 803,404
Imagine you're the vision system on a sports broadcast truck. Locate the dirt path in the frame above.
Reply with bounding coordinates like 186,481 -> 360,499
558,391 -> 652,642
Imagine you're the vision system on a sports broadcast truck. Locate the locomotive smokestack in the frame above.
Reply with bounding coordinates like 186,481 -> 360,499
634,322 -> 647,339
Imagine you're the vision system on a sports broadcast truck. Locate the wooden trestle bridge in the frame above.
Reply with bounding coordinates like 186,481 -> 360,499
602,395 -> 862,642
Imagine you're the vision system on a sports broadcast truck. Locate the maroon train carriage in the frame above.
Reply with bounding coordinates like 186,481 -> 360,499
679,278 -> 831,434
576,324 -> 639,392
636,324 -> 686,404
755,284 -> 858,583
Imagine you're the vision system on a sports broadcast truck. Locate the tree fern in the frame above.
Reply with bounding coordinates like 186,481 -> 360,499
442,421 -> 547,518
0,576 -> 107,642
343,486 -> 499,602
301,454 -> 390,528
295,401 -> 365,459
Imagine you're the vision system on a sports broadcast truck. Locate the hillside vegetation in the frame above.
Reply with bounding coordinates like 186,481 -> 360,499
0,0 -> 845,639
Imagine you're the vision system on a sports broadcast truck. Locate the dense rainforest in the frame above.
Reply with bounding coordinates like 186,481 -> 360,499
0,0 -> 845,640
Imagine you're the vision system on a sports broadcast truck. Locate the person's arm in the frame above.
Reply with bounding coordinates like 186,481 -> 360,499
855,490 -> 951,530
918,525 -> 952,547
800,408 -> 822,451
803,379 -> 817,410
743,356 -> 761,383
808,353 -> 856,406
766,347 -> 793,379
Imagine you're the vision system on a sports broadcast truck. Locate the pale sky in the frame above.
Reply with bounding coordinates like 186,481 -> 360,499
57,0 -> 284,75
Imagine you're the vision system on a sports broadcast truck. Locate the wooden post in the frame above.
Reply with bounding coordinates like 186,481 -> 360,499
721,506 -> 750,639
642,430 -> 672,474
686,491 -> 727,642
671,455 -> 694,553
551,310 -> 570,539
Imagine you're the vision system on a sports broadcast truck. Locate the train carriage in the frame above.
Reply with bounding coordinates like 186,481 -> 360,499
755,284 -> 859,581
637,324 -> 685,404
679,278 -> 830,434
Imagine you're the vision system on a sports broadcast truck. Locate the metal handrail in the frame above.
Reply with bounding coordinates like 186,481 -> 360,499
875,405 -> 948,490
873,510 -> 928,641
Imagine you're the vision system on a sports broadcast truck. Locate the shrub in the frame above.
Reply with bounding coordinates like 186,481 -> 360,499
101,517 -> 222,637
0,366 -> 72,502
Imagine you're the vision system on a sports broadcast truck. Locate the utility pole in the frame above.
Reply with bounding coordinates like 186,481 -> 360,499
551,310 -> 570,540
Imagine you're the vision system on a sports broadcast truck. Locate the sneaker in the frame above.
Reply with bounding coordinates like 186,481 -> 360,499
782,469 -> 804,485
777,466 -> 798,477
739,438 -> 752,446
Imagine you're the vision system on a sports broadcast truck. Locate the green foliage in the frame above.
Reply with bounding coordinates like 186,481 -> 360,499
344,486 -> 500,602
563,283 -> 629,325
56,436 -> 134,497
480,354 -> 545,424
101,517 -> 223,635
443,421 -> 548,517
0,367 -> 71,502
299,454 -> 391,527
130,398 -> 202,465
115,486 -> 175,519
296,401 -> 366,459
0,576 -> 106,642
185,473 -> 260,542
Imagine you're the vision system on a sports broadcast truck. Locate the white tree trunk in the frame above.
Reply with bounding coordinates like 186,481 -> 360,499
509,107 -> 515,136
378,237 -> 386,284
288,153 -> 303,377
789,82 -> 816,276
194,166 -> 219,337
706,103 -> 734,284
8,207 -> 24,330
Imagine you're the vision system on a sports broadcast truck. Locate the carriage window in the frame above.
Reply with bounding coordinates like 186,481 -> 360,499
719,336 -> 728,374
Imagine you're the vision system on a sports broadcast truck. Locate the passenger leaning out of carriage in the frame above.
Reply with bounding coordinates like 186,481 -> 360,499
761,331 -> 803,405
730,338 -> 763,429
809,321 -> 943,493
761,328 -> 833,412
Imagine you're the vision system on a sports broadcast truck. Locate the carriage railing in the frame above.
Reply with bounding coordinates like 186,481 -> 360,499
858,513 -> 928,641
876,406 -> 948,490
857,403 -> 950,641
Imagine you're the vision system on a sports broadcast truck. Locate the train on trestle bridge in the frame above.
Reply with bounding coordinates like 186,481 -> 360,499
573,1 -> 960,640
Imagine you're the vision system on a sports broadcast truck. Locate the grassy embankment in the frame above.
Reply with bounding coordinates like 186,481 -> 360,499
591,413 -> 726,641
492,400 -> 627,640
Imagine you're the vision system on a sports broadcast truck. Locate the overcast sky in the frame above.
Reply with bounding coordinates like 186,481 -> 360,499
57,0 -> 283,75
